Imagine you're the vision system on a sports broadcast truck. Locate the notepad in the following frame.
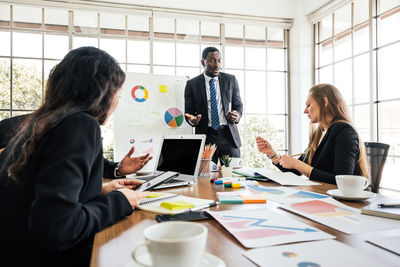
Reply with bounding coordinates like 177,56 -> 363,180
138,192 -> 214,214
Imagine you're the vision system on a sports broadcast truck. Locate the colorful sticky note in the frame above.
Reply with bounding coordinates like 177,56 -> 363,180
241,195 -> 267,204
160,201 -> 195,210
146,193 -> 165,198
159,85 -> 167,93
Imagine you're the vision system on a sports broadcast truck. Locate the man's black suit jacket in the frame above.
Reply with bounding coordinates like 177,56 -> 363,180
276,122 -> 362,184
184,72 -> 243,147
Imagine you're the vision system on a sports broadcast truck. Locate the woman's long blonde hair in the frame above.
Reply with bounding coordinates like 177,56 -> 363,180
303,84 -> 369,178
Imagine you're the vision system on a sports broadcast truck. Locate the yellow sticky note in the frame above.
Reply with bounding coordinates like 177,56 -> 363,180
159,85 -> 167,93
146,193 -> 165,198
160,201 -> 195,210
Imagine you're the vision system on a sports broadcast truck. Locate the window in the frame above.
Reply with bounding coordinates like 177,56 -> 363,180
0,3 -> 290,167
313,0 -> 400,193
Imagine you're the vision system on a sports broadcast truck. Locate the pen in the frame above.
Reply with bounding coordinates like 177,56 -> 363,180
188,202 -> 219,212
228,102 -> 232,111
377,203 -> 400,208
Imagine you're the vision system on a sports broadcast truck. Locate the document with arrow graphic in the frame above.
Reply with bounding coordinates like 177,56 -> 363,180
206,208 -> 334,248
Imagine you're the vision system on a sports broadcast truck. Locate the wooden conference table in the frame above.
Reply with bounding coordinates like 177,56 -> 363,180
91,173 -> 400,267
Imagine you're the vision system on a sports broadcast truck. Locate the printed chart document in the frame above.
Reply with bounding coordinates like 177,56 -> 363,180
243,239 -> 396,267
207,208 -> 333,248
281,198 -> 400,234
246,185 -> 330,204
255,169 -> 320,186
366,235 -> 400,255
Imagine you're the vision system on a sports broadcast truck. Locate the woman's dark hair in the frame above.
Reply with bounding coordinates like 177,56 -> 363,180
6,46 -> 125,180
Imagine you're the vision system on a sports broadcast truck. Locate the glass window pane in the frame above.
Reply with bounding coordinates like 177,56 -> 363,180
176,43 -> 199,67
267,72 -> 286,114
225,23 -> 243,39
319,65 -> 333,84
245,114 -> 267,152
267,28 -> 284,48
0,58 -> 10,109
380,101 -> 400,157
353,104 -> 370,142
0,111 -> 10,121
100,12 -> 125,34
13,32 -> 42,58
153,41 -> 175,65
0,4 -> 10,28
354,54 -> 370,104
45,8 -> 68,31
154,17 -> 174,34
245,47 -> 266,70
321,14 -> 333,41
334,31 -> 351,61
379,0 -> 400,14
127,15 -> 149,37
334,59 -> 352,104
245,150 -> 268,168
12,59 -> 42,110
127,40 -> 149,64
201,21 -> 219,38
73,36 -> 98,49
378,43 -> 400,100
267,115 -> 287,150
378,11 -> 400,47
381,157 -> 400,191
225,45 -> 243,69
354,0 -> 369,25
176,67 -> 200,79
153,66 -> 174,75
267,48 -> 285,71
127,64 -> 150,74
246,25 -> 265,41
44,34 -> 69,59
320,40 -> 332,66
177,18 -> 199,36
245,71 -> 266,114
13,5 -> 41,29
100,38 -> 126,63
354,24 -> 369,55
74,10 -> 98,34
334,3 -> 351,35
0,31 -> 10,56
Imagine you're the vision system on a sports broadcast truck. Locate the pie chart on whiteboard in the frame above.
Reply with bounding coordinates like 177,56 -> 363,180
164,108 -> 184,128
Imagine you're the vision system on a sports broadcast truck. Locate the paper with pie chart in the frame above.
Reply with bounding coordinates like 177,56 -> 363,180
207,208 -> 333,248
246,185 -> 329,204
164,107 -> 184,128
281,198 -> 400,234
243,239 -> 392,267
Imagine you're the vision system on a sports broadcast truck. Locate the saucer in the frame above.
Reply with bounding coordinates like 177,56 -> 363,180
327,189 -> 376,201
126,252 -> 226,267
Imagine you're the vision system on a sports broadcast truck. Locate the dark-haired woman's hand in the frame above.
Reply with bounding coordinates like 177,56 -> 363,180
102,179 -> 143,194
117,188 -> 149,208
118,146 -> 153,175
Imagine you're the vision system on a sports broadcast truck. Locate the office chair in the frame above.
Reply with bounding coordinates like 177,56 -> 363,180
364,142 -> 390,193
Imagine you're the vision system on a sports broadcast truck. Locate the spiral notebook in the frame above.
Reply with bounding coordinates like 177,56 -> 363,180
138,192 -> 214,214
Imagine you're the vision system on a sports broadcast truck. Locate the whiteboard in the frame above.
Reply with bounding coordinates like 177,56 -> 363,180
113,72 -> 192,172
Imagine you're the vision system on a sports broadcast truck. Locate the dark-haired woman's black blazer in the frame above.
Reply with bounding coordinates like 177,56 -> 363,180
275,122 -> 362,184
0,112 -> 133,267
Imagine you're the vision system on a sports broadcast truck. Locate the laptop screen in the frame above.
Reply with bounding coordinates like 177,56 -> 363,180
156,138 -> 203,175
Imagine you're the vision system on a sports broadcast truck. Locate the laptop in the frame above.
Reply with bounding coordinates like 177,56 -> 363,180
135,134 -> 206,189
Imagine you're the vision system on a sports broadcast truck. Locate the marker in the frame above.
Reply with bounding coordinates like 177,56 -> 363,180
228,102 -> 232,111
378,204 -> 400,208
224,181 -> 259,188
214,177 -> 247,184
188,202 -> 219,212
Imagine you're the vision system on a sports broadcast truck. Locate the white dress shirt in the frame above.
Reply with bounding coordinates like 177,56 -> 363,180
204,73 -> 227,127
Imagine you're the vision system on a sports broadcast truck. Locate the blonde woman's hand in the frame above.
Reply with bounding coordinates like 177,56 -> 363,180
278,155 -> 301,169
256,136 -> 274,156
102,179 -> 143,194
117,188 -> 149,208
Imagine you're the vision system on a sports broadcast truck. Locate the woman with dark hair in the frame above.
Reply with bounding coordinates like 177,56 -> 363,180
0,47 -> 148,267
256,83 -> 368,184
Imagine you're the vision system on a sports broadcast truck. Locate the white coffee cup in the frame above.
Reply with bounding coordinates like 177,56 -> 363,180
230,157 -> 241,168
335,175 -> 370,196
132,222 -> 208,267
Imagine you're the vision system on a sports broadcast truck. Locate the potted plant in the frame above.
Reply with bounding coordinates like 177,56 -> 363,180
220,154 -> 233,177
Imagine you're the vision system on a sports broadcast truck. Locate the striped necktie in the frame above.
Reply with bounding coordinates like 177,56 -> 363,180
209,78 -> 220,130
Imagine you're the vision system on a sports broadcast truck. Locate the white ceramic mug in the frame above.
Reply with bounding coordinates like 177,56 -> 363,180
132,222 -> 208,267
230,158 -> 241,168
335,175 -> 370,196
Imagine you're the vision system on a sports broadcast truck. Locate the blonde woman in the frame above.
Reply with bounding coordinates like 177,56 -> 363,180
256,84 -> 368,184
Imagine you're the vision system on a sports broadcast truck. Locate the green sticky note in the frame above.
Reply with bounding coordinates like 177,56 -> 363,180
146,193 -> 165,198
160,201 -> 195,210
159,85 -> 167,93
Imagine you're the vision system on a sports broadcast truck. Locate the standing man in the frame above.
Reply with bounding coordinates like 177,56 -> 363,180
184,47 -> 243,163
